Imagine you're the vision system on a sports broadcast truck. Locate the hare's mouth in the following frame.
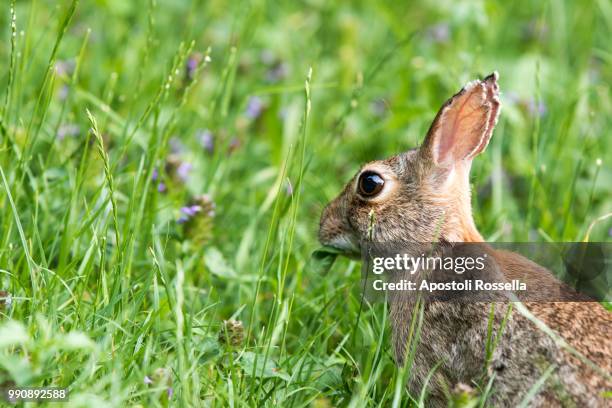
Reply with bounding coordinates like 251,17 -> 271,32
326,235 -> 361,259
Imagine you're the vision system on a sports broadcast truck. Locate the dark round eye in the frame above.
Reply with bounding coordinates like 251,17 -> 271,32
358,171 -> 385,197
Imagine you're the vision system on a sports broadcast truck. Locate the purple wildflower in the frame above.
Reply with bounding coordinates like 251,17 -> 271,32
144,376 -> 153,385
55,60 -> 75,77
245,96 -> 264,119
266,62 -> 288,83
177,162 -> 192,181
178,195 -> 215,242
197,129 -> 214,154
152,168 -> 167,193
528,99 -> 547,117
178,205 -> 202,224
167,387 -> 174,398
427,23 -> 450,43
187,57 -> 199,72
57,124 -> 80,141
181,205 -> 202,217
185,52 -> 202,82
608,228 -> 612,238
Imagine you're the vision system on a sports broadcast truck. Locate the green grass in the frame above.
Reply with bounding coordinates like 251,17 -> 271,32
0,0 -> 610,406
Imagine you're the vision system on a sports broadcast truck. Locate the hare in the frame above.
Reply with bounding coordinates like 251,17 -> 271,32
318,73 -> 611,406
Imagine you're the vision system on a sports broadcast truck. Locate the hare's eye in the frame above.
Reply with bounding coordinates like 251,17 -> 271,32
358,171 -> 385,197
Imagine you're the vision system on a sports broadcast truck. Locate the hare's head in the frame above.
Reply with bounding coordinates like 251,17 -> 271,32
319,73 -> 501,255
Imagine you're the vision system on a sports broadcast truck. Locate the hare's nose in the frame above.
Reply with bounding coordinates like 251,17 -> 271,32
318,201 -> 358,254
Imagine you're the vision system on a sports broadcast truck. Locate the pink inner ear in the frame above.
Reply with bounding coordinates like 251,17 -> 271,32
469,75 -> 501,158
429,74 -> 501,166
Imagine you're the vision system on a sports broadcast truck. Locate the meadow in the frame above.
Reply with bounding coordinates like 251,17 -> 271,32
0,0 -> 610,406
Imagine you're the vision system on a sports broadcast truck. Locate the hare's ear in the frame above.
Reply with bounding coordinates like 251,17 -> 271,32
420,73 -> 501,167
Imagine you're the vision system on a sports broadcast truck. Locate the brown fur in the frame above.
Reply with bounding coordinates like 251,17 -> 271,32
318,73 -> 611,406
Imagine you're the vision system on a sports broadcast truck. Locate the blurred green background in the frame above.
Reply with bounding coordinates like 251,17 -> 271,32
0,0 -> 610,406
